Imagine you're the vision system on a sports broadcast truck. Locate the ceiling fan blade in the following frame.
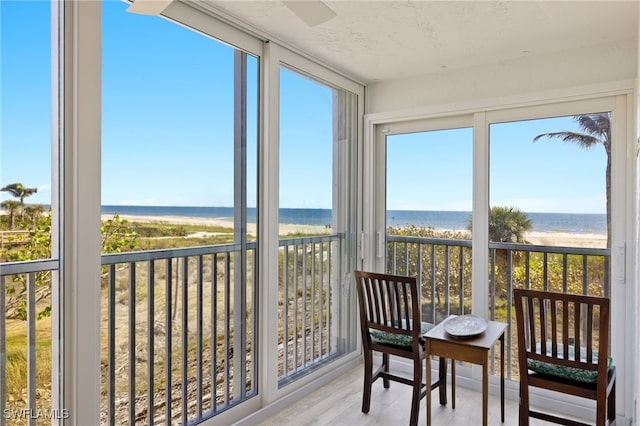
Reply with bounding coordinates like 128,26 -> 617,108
126,0 -> 173,16
282,1 -> 337,27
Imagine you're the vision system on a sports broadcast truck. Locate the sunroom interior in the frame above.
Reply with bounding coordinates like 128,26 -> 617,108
2,1 -> 639,425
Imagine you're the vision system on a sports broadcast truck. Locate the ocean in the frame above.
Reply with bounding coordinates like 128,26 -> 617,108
101,205 -> 607,235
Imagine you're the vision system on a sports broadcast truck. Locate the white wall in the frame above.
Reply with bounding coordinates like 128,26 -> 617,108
367,40 -> 637,114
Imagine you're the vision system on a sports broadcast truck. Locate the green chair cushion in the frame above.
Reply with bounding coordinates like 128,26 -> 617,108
369,321 -> 434,346
527,343 -> 613,383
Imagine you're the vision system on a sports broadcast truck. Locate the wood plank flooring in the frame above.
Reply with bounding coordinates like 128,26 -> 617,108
255,365 -> 551,426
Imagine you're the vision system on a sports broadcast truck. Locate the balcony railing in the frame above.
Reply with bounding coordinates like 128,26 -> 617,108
387,234 -> 610,378
1,233 -> 345,425
277,234 -> 343,385
0,259 -> 59,426
100,243 -> 258,425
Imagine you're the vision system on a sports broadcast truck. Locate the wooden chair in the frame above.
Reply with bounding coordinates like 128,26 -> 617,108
513,288 -> 616,426
354,271 -> 447,426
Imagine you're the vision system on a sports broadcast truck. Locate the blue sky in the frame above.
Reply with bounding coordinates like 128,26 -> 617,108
387,116 -> 607,214
2,0 -> 607,214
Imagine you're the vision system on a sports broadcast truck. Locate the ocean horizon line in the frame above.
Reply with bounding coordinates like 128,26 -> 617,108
101,204 -> 605,215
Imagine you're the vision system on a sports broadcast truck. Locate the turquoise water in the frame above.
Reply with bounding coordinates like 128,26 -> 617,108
101,205 -> 606,235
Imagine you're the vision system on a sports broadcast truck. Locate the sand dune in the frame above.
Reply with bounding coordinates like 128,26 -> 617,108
105,214 -> 330,236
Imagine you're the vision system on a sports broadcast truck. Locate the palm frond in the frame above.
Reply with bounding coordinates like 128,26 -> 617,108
574,113 -> 610,140
533,131 -> 600,149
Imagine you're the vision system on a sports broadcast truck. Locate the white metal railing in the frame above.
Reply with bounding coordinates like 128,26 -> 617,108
100,243 -> 257,425
0,259 -> 59,426
277,234 -> 343,385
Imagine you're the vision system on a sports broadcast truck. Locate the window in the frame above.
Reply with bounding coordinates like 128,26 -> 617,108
488,112 -> 611,379
386,127 -> 473,321
101,3 -> 259,422
277,65 -> 358,383
373,96 -> 626,388
0,0 -> 63,421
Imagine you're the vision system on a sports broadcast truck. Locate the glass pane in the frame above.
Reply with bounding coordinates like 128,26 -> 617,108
101,2 -> 258,422
489,115 -> 608,248
1,0 -> 60,421
278,67 -> 353,382
489,113 -> 611,380
1,1 -> 52,250
386,128 -> 473,323
279,68 -> 334,235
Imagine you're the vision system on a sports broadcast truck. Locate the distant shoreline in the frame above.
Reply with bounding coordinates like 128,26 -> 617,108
101,205 -> 607,235
105,213 -> 607,248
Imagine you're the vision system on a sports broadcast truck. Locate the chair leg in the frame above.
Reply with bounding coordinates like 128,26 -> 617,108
362,349 -> 373,414
438,357 -> 447,406
382,353 -> 390,389
519,378 -> 529,426
409,355 -> 422,426
607,380 -> 616,425
596,395 -> 606,426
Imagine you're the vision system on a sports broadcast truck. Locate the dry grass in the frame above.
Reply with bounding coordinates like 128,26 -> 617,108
4,317 -> 53,426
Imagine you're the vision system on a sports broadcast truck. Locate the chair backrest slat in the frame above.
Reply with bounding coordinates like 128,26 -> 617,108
550,299 -> 558,358
538,297 -> 546,351
586,304 -> 594,363
562,299 -> 569,359
574,302 -> 581,360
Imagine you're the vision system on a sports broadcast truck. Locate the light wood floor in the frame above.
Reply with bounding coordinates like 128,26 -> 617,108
255,365 -> 554,426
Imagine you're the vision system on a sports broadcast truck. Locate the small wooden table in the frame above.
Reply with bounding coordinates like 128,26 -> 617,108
424,316 -> 507,426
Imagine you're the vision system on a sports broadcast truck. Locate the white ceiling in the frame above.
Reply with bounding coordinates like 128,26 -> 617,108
202,0 -> 639,84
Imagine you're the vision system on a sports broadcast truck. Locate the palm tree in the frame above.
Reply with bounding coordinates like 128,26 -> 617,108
1,200 -> 21,229
1,182 -> 38,219
467,205 -> 532,243
24,204 -> 45,227
533,113 -> 611,247
489,206 -> 532,243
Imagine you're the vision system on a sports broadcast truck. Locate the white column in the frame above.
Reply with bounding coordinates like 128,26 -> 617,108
62,1 -> 102,424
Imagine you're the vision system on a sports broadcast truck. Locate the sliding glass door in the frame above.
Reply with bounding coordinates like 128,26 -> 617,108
374,96 -> 628,403
101,3 -> 259,422
277,65 -> 358,385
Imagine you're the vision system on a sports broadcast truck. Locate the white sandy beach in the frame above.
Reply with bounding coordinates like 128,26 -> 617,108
106,214 -> 607,248
105,214 -> 330,236
524,231 -> 606,248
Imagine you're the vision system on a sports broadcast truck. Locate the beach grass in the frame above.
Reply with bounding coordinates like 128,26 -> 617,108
4,317 -> 52,415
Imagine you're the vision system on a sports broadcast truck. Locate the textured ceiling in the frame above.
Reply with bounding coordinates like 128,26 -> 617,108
202,0 -> 638,84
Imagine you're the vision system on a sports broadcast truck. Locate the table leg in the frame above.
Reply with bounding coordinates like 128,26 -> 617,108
482,358 -> 488,426
451,360 -> 456,410
438,357 -> 447,406
501,333 -> 505,423
426,350 -> 431,426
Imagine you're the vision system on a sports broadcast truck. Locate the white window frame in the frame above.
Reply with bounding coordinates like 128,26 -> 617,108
259,41 -> 365,408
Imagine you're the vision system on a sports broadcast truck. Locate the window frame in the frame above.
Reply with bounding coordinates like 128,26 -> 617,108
260,40 -> 365,405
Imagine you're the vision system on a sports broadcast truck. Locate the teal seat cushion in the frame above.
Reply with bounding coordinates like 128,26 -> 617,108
369,321 -> 434,346
527,343 -> 613,383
